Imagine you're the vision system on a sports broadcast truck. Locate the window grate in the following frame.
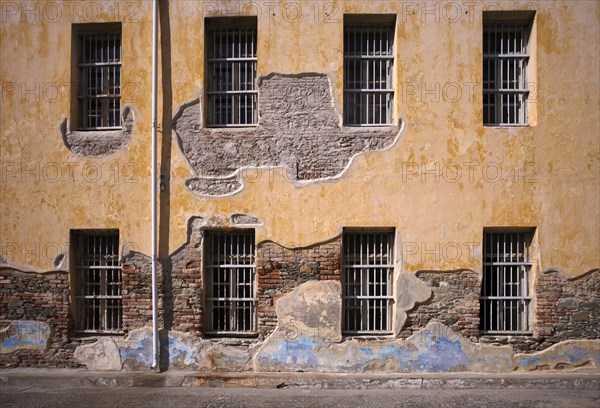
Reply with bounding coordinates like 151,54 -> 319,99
483,21 -> 529,125
78,31 -> 122,130
342,229 -> 394,334
206,25 -> 257,126
480,230 -> 533,333
73,231 -> 122,334
344,24 -> 394,126
205,230 -> 256,334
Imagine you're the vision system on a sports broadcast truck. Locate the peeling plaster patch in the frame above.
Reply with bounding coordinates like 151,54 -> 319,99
0,321 -> 50,354
186,176 -> 242,196
117,328 -> 154,370
514,340 -> 600,371
93,328 -> 254,371
74,337 -> 122,370
394,272 -> 432,335
164,330 -> 201,369
173,73 -> 403,196
255,281 -> 513,373
231,213 -> 262,226
60,106 -> 135,157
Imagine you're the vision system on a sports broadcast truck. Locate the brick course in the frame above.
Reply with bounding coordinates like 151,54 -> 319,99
0,268 -> 78,367
256,239 -> 341,338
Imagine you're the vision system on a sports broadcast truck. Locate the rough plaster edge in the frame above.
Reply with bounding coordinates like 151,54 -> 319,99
539,268 -> 599,281
231,213 -> 263,227
251,280 -> 342,372
513,339 -> 600,370
565,268 -> 600,281
393,272 -> 432,336
173,72 -> 406,198
58,105 -> 135,157
0,262 -> 68,275
182,117 -> 404,198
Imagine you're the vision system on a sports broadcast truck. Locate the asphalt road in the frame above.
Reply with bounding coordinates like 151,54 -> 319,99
1,386 -> 599,408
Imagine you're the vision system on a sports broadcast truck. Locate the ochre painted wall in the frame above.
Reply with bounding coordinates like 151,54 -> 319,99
1,1 -> 598,277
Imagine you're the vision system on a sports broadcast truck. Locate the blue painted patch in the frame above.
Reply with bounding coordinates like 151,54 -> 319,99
516,356 -> 540,367
257,325 -> 508,373
119,331 -> 153,367
1,321 -> 49,350
167,334 -> 198,366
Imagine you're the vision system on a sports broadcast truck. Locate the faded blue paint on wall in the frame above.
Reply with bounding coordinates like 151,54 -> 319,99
166,333 -> 198,367
119,330 -> 153,369
256,323 -> 513,373
0,321 -> 49,352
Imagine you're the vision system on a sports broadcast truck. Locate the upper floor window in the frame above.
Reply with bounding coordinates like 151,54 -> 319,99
206,18 -> 257,127
344,16 -> 395,126
342,228 -> 395,334
77,27 -> 122,130
204,230 -> 256,335
72,230 -> 122,334
483,12 -> 534,125
480,229 -> 534,333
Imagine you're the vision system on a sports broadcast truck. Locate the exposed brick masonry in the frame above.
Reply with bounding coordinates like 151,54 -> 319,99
0,268 -> 77,367
256,238 -> 341,338
401,270 -> 481,340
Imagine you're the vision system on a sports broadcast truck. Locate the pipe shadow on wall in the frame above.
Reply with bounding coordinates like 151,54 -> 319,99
158,0 -> 173,373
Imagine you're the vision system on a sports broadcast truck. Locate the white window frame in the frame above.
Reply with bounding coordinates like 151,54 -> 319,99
342,228 -> 394,335
204,230 -> 257,335
344,21 -> 395,126
78,30 -> 122,130
480,229 -> 533,334
206,19 -> 257,127
73,230 -> 123,334
483,18 -> 531,126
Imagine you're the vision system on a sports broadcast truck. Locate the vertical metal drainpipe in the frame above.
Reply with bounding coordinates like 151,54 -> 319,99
151,0 -> 159,372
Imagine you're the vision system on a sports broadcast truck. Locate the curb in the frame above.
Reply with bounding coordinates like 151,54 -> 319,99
1,370 -> 599,390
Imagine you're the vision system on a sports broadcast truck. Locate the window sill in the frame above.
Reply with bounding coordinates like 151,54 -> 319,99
483,124 -> 530,128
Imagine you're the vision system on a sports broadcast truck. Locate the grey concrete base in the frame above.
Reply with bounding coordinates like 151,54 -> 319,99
1,369 -> 598,390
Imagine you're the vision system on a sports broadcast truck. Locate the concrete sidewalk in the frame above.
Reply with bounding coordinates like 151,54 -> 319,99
1,368 -> 599,390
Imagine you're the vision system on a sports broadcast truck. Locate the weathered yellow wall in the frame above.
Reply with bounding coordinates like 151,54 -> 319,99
1,0 -> 598,276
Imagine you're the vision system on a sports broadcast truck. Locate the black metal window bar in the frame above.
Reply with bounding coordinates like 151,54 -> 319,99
344,24 -> 394,126
74,230 -> 122,334
78,31 -> 122,129
481,230 -> 533,333
343,229 -> 394,334
205,230 -> 256,334
483,20 -> 530,125
206,24 -> 257,126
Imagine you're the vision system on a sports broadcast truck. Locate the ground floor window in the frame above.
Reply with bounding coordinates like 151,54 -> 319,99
342,228 -> 394,334
480,229 -> 534,333
72,230 -> 122,334
204,230 -> 256,335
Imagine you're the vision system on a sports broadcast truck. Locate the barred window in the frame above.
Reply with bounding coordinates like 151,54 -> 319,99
342,229 -> 394,334
72,230 -> 122,334
483,15 -> 532,125
344,20 -> 395,126
480,229 -> 534,333
205,230 -> 256,334
78,30 -> 121,130
206,18 -> 257,126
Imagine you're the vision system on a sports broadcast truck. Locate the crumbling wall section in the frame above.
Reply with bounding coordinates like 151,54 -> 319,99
121,252 -> 162,334
60,106 -> 135,157
0,268 -> 79,367
256,238 -> 341,338
173,73 -> 402,196
400,270 -> 480,341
